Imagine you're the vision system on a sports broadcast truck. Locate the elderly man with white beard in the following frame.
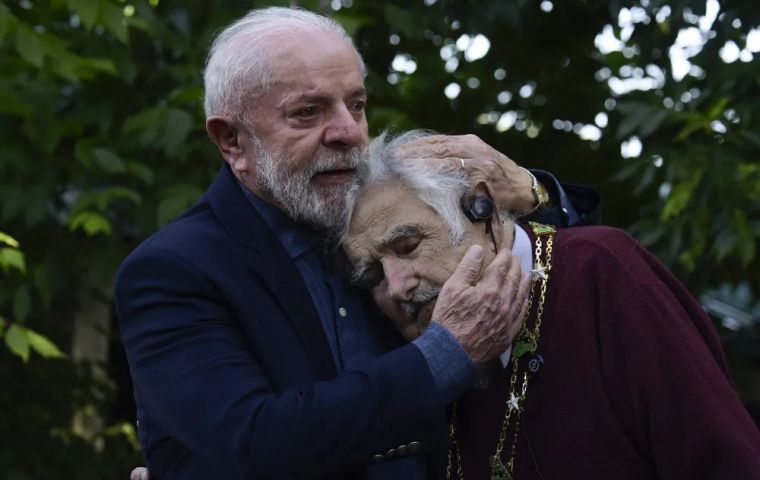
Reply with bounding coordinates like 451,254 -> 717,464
116,7 -> 601,480
341,131 -> 760,480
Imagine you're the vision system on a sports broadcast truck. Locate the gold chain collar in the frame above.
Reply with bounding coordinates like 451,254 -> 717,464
447,222 -> 556,480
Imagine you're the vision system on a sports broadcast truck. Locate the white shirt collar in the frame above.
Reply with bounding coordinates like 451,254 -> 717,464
499,223 -> 533,368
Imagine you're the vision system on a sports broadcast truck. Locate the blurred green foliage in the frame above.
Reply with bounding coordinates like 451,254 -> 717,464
0,0 -> 757,477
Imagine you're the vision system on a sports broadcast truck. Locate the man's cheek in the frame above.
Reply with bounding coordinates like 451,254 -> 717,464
373,289 -> 401,320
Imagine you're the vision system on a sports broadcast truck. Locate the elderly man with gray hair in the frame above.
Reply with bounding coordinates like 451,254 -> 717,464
118,7 -> 601,480
340,131 -> 760,480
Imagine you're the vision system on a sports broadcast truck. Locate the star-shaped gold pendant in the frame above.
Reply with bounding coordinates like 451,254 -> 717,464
508,392 -> 521,412
531,260 -> 548,281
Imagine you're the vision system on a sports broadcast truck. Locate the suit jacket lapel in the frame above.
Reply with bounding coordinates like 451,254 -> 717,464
207,165 -> 337,379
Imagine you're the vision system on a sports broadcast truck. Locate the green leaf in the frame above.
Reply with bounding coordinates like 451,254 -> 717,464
675,111 -> 709,141
712,228 -> 735,262
167,86 -> 204,105
0,89 -> 32,116
0,247 -> 26,274
612,160 -> 644,183
13,286 -> 30,322
74,140 -> 94,167
96,186 -> 141,210
0,7 -> 14,44
123,107 -> 164,133
157,185 -> 203,226
68,0 -> 100,30
633,165 -> 656,195
123,107 -> 165,146
26,329 -> 67,359
0,232 -> 19,248
707,97 -> 729,120
615,102 -> 650,139
164,108 -> 193,155
0,185 -> 25,222
639,109 -> 669,138
661,172 -> 702,221
33,266 -> 53,306
78,56 -> 117,76
0,315 -> 5,337
92,147 -> 125,173
733,210 -> 755,266
126,161 -> 154,185
67,211 -> 113,236
15,24 -> 45,68
100,2 -> 128,43
5,324 -> 30,362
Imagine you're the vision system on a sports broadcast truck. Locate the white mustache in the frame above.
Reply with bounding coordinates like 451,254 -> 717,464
309,147 -> 363,176
402,284 -> 442,322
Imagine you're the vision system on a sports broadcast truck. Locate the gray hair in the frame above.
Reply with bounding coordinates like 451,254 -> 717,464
203,6 -> 365,120
347,130 -> 471,244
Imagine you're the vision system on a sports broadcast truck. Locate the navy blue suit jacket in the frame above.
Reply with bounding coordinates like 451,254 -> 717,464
115,165 -> 449,479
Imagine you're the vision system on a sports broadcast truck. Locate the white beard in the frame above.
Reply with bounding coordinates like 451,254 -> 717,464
253,137 -> 365,235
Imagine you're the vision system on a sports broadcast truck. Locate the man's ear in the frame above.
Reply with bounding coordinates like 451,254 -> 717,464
468,180 -> 509,251
206,116 -> 248,174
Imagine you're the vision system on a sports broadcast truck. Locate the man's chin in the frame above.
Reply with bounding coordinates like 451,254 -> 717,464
398,298 -> 436,341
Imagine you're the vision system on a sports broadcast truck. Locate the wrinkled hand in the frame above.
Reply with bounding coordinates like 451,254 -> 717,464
130,467 -> 151,480
431,245 -> 531,365
396,134 -> 537,215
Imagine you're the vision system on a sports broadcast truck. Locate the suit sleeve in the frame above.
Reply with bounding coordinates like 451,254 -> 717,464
115,247 -> 450,478
527,169 -> 601,227
598,273 -> 760,478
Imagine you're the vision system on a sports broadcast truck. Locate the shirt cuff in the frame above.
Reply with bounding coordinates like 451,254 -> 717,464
412,323 -> 478,403
530,169 -> 583,227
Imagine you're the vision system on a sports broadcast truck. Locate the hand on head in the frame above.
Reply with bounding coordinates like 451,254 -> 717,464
431,245 -> 531,365
394,134 -> 538,215
346,131 -> 532,363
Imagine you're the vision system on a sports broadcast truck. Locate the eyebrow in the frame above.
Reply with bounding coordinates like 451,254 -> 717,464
348,86 -> 368,98
350,224 -> 423,283
282,87 -> 368,106
281,93 -> 330,107
379,224 -> 423,248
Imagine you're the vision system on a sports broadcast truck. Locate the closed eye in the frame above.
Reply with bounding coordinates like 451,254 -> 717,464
394,237 -> 421,255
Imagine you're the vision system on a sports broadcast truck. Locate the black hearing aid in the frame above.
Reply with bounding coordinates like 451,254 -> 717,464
461,196 -> 494,222
461,195 -> 499,253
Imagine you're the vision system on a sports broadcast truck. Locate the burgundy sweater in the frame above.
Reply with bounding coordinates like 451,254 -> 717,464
452,226 -> 760,479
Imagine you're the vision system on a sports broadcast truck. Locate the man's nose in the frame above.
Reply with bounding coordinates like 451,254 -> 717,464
323,104 -> 366,149
382,259 -> 417,302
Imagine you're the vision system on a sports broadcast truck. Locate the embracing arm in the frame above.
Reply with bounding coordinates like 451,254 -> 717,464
116,242 -> 529,478
396,134 -> 600,227
115,248 -> 448,478
528,170 -> 600,226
